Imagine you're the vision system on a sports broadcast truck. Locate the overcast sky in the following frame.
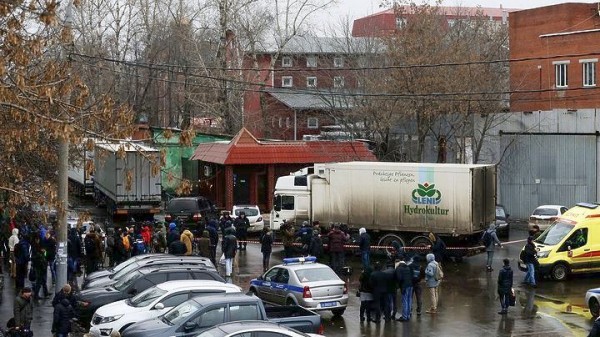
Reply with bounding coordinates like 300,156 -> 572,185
321,0 -> 599,24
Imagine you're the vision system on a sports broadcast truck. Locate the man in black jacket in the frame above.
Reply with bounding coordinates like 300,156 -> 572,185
497,258 -> 513,314
395,258 -> 414,321
359,227 -> 371,269
369,262 -> 389,324
52,298 -> 75,337
222,227 -> 238,278
233,212 -> 250,251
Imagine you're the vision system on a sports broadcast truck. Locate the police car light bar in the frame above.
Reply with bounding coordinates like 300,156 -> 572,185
283,256 -> 317,265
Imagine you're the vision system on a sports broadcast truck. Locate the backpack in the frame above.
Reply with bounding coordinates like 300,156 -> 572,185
481,231 -> 492,247
134,241 -> 147,255
84,237 -> 96,256
122,236 -> 131,251
434,263 -> 444,281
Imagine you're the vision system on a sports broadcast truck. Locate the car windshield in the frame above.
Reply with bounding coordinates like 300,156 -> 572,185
234,208 -> 259,217
129,286 -> 167,308
112,262 -> 140,280
495,207 -> 506,218
112,256 -> 145,274
533,208 -> 559,216
113,270 -> 142,291
162,299 -> 201,326
535,222 -> 574,245
295,267 -> 339,282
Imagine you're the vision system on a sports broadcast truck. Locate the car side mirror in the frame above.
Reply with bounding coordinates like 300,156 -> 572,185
154,303 -> 165,310
184,321 -> 197,332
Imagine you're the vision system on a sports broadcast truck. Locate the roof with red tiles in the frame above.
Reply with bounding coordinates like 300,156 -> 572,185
190,128 -> 377,165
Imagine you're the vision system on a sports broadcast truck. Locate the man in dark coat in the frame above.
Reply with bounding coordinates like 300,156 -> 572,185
14,287 -> 33,330
308,230 -> 323,260
429,232 -> 447,263
369,262 -> 389,323
259,227 -> 273,272
327,224 -> 348,274
67,228 -> 82,285
13,236 -> 30,290
167,223 -> 180,248
233,212 -> 250,251
198,231 -> 211,258
31,245 -> 49,300
409,255 -> 424,315
395,258 -> 414,321
521,236 -> 538,287
206,220 -> 219,265
84,229 -> 102,274
222,227 -> 238,278
52,284 -> 79,308
52,297 -> 75,337
497,258 -> 513,314
168,238 -> 187,256
43,231 -> 57,284
358,227 -> 371,269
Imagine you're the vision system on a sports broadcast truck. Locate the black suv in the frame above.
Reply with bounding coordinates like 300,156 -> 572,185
165,197 -> 216,228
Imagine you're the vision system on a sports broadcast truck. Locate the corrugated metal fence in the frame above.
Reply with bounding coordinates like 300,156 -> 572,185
498,134 -> 597,220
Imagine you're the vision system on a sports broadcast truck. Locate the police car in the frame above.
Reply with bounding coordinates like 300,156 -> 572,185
249,257 -> 348,316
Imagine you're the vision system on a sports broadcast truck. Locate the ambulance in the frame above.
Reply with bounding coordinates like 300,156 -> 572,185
533,202 -> 600,281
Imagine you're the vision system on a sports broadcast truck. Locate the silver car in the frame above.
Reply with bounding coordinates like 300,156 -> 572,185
249,257 -> 348,316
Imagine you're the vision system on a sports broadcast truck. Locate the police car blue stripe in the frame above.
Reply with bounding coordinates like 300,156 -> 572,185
251,279 -> 304,293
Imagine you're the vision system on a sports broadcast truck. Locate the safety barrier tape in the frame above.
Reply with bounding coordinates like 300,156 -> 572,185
235,237 -> 527,251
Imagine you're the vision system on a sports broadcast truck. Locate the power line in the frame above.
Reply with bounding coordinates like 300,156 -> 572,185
74,56 -> 600,103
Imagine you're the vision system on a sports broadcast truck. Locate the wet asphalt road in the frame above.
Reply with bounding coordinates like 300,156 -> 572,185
0,215 -> 597,337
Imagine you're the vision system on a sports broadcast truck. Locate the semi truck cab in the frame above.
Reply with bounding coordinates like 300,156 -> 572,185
270,174 -> 311,231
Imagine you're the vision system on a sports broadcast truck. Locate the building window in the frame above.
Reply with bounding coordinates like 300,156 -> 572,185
285,117 -> 290,128
334,57 -> 344,68
581,59 -> 597,87
282,56 -> 292,67
278,117 -> 283,128
282,76 -> 293,87
553,61 -> 569,88
306,55 -> 317,68
334,76 -> 345,88
306,77 -> 317,88
307,117 -> 318,129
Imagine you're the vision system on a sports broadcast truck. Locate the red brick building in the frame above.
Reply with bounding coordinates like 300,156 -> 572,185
352,5 -> 514,37
242,36 -> 375,140
509,3 -> 600,112
190,128 -> 377,211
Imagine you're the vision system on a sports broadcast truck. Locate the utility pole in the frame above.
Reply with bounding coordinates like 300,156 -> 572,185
55,0 -> 74,293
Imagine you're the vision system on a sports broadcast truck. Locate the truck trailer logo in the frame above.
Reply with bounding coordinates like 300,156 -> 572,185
412,183 -> 441,205
404,181 -> 449,216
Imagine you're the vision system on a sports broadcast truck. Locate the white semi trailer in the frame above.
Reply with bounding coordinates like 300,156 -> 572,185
93,142 -> 162,220
270,162 -> 496,255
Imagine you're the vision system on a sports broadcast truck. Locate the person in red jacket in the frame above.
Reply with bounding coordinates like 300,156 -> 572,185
327,224 -> 348,274
141,225 -> 151,248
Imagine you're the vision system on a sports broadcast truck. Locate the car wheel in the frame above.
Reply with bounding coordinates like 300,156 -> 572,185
332,308 -> 346,316
590,298 -> 600,318
551,263 -> 569,281
286,298 -> 296,306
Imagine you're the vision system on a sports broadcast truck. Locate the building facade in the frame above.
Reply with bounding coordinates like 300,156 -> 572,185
480,3 -> 600,219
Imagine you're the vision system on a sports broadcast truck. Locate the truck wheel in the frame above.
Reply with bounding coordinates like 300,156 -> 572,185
590,298 -> 600,318
331,308 -> 346,316
410,236 -> 433,256
378,234 -> 405,255
551,263 -> 569,281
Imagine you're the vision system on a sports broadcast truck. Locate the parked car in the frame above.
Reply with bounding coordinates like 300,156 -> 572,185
586,287 -> 600,317
165,197 -> 217,229
232,205 -> 264,233
83,256 -> 215,289
91,280 -> 242,336
529,205 -> 568,230
195,321 -> 325,337
85,254 -> 165,283
495,204 -> 510,237
249,256 -> 348,316
77,266 -> 224,326
121,293 -> 322,337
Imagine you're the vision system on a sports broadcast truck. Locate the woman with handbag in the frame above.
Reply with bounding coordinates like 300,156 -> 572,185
497,258 -> 514,315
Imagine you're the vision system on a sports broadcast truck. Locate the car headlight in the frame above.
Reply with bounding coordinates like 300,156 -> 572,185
537,251 -> 550,258
99,315 -> 123,324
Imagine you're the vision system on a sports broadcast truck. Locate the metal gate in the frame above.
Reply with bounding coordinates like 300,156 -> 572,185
498,134 -> 597,219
